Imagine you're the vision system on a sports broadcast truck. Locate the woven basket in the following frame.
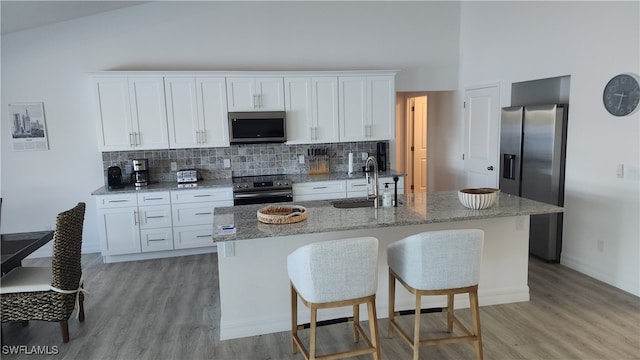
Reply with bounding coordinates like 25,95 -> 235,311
257,205 -> 307,224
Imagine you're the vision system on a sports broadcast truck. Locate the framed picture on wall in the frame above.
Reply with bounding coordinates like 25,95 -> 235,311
8,102 -> 49,151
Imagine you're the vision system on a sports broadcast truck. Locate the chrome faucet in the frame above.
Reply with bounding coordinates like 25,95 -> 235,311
365,156 -> 379,208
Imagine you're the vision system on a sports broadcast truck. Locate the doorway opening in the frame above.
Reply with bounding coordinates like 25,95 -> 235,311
397,94 -> 428,194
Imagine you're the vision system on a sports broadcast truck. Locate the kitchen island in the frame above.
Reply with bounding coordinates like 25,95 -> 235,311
213,191 -> 563,340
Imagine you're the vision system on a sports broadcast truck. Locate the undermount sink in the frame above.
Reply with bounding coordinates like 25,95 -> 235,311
331,199 -> 375,209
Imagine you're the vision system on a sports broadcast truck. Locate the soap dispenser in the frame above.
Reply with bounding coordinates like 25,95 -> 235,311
382,183 -> 392,208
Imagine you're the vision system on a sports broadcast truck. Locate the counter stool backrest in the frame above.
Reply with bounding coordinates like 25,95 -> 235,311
387,229 -> 484,290
287,236 -> 378,303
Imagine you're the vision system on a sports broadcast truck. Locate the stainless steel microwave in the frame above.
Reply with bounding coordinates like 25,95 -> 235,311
228,111 -> 287,144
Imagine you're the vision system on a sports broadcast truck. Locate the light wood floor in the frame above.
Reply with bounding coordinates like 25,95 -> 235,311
2,253 -> 639,359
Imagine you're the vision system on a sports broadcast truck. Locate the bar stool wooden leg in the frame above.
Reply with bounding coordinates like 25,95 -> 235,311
291,284 -> 298,354
470,287 -> 483,360
388,270 -> 396,338
354,304 -> 360,343
310,305 -> 318,360
367,297 -> 381,360
447,293 -> 454,333
413,293 -> 421,360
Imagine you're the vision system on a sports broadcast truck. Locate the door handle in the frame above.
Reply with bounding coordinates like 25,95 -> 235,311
487,166 -> 494,171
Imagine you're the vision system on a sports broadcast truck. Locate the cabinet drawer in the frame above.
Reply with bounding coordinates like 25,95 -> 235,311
293,180 -> 346,201
173,225 -> 215,250
140,228 -> 174,252
171,188 -> 233,204
346,178 -> 374,198
172,202 -> 217,226
139,205 -> 173,229
293,181 -> 346,195
137,192 -> 171,206
96,194 -> 138,209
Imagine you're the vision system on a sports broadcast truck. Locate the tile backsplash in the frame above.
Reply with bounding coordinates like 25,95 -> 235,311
102,141 -> 387,184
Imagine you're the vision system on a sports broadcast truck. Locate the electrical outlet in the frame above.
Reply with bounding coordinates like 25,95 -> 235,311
361,152 -> 368,160
299,155 -> 305,164
617,164 -> 624,178
224,241 -> 235,257
170,162 -> 177,171
223,159 -> 231,168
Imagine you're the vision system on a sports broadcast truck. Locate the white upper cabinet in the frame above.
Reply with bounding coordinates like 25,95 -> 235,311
165,77 -> 229,148
285,77 -> 339,144
226,77 -> 284,111
338,75 -> 395,142
93,76 -> 169,151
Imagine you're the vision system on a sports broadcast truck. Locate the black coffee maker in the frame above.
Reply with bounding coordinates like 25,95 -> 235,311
131,159 -> 150,187
107,166 -> 124,190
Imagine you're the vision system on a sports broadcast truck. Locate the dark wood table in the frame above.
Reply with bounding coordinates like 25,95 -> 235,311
1,230 -> 54,275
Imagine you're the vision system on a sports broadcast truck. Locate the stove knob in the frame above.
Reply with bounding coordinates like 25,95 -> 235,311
284,182 -> 289,186
276,182 -> 281,186
244,184 -> 249,188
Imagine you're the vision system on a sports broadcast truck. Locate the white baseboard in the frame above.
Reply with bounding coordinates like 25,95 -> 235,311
561,253 -> 639,297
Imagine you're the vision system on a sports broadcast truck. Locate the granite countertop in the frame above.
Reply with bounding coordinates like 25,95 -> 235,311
91,171 -> 405,195
213,191 -> 564,242
91,179 -> 233,196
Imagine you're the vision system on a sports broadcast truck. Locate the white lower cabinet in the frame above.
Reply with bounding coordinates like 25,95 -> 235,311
292,180 -> 347,201
346,176 -> 405,198
140,228 -> 174,252
171,188 -> 233,250
173,225 -> 218,250
97,205 -> 141,256
96,189 -> 234,258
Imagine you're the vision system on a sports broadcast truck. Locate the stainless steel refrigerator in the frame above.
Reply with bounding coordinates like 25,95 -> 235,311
500,104 -> 568,262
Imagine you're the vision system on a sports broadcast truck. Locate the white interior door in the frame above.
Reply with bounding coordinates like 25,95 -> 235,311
463,85 -> 500,188
413,96 -> 427,192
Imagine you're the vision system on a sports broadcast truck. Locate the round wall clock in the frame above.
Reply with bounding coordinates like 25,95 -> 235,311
603,73 -> 640,117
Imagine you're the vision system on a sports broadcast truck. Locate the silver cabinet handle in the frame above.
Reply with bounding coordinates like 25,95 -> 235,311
352,184 -> 368,187
129,133 -> 135,146
144,197 -> 164,201
146,215 -> 165,219
147,238 -> 166,242
253,94 -> 259,108
312,186 -> 328,189
193,194 -> 212,197
135,132 -> 141,145
196,234 -> 212,238
134,210 -> 139,225
108,199 -> 129,203
195,212 -> 212,215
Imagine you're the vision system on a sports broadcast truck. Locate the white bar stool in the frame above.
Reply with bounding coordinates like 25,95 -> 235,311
387,229 -> 484,360
287,236 -> 381,360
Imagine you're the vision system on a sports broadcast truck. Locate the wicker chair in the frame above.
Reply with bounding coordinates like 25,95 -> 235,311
1,202 -> 86,343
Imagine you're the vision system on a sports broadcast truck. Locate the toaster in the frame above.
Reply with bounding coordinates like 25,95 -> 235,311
176,169 -> 198,183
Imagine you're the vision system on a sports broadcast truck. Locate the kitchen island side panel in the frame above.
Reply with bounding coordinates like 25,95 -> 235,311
217,216 -> 530,340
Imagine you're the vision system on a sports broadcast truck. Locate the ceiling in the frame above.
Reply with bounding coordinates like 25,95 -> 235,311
1,1 -> 147,35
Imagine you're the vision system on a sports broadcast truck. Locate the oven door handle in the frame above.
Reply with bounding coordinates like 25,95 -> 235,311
233,191 -> 293,199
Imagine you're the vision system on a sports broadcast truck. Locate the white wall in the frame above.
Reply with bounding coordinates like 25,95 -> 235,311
458,1 -> 640,296
1,2 -> 461,255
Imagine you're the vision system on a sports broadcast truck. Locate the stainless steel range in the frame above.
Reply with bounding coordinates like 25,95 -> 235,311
232,174 -> 293,205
